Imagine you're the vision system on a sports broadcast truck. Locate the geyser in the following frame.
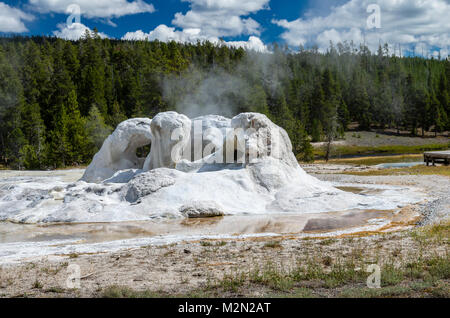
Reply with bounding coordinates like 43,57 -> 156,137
0,112 -> 424,224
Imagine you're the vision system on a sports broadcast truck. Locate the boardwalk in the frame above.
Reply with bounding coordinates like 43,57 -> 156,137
424,151 -> 450,166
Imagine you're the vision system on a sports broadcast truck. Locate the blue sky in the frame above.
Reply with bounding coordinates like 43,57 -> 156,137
0,0 -> 449,57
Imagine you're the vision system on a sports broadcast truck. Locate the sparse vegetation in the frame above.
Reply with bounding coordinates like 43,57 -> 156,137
99,253 -> 449,298
344,165 -> 450,176
263,241 -> 283,249
2,224 -> 448,298
314,143 -> 449,159
102,286 -> 163,298
32,280 -> 43,289
318,154 -> 424,166
45,287 -> 65,294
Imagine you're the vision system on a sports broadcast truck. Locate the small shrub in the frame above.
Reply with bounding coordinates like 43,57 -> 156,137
264,241 -> 282,249
33,280 -> 43,289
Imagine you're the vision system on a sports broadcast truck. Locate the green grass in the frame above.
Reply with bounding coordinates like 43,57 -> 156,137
318,238 -> 338,246
45,287 -> 66,294
339,286 -> 414,298
102,286 -> 167,298
99,253 -> 449,298
32,280 -> 43,289
263,241 -> 283,249
200,240 -> 228,247
410,222 -> 450,244
314,143 -> 449,159
216,254 -> 449,296
319,154 -> 423,166
344,165 -> 450,177
101,286 -> 213,298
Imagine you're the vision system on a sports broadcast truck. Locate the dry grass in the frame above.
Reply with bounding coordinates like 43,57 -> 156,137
100,253 -> 450,298
343,165 -> 450,177
317,154 -> 423,166
313,143 -> 449,160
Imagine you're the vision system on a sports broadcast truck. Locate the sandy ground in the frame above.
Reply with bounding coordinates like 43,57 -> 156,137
0,166 -> 448,298
0,228 -> 447,298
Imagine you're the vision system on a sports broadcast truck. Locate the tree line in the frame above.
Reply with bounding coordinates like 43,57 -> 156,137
0,31 -> 449,169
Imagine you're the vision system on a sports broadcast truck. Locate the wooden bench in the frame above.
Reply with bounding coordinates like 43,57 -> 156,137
424,151 -> 450,166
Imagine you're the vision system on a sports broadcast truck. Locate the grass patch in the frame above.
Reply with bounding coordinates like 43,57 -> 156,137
45,287 -> 66,294
207,254 -> 449,296
99,253 -> 449,298
263,241 -> 283,249
250,263 -> 295,291
319,238 -> 337,246
339,286 -> 414,298
381,263 -> 405,287
269,287 -> 315,298
344,165 -> 450,177
218,272 -> 247,293
200,240 -> 228,247
410,222 -> 450,244
32,280 -> 43,289
314,144 -> 449,159
318,154 -> 423,166
102,286 -> 169,298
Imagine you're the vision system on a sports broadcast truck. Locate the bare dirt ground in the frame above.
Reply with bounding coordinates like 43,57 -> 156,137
0,168 -> 448,298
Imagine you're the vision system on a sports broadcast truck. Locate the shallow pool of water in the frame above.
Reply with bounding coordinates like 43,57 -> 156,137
376,162 -> 424,169
0,209 -> 392,245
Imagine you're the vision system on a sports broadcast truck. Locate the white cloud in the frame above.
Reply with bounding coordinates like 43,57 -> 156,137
226,36 -> 268,52
123,25 -> 216,42
28,0 -> 155,19
122,26 -> 268,52
172,0 -> 269,38
53,23 -> 108,40
273,0 -> 450,58
122,0 -> 270,52
0,2 -> 34,33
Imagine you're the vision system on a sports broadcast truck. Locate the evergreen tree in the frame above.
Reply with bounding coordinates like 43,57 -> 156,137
20,102 -> 46,169
0,47 -> 26,168
48,104 -> 70,168
65,90 -> 87,164
0,36 -> 449,166
85,105 -> 112,160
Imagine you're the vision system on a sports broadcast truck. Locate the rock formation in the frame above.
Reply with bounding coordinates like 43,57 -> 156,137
0,111 -> 424,224
143,112 -> 191,171
81,118 -> 152,183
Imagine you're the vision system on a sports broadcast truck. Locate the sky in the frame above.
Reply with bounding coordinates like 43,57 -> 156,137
0,0 -> 449,57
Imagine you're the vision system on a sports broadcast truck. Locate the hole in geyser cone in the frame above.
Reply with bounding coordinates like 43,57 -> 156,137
136,144 -> 151,159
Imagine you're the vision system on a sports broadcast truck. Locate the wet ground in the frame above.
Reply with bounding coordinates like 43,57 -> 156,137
0,208 -> 393,246
0,164 -> 439,263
